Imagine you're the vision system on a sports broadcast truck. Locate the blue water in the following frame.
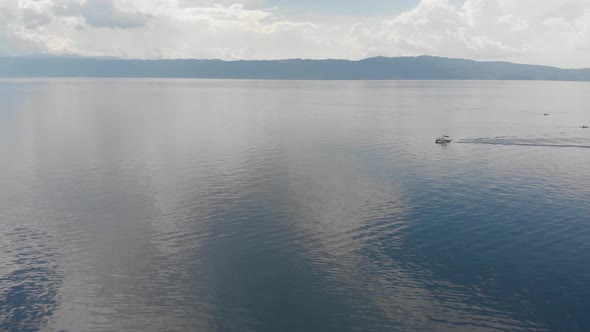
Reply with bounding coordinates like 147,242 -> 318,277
1,79 -> 589,331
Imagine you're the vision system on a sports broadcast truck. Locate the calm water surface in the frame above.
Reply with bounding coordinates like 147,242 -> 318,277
1,79 -> 590,331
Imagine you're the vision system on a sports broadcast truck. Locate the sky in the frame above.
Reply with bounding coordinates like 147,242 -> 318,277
1,0 -> 589,67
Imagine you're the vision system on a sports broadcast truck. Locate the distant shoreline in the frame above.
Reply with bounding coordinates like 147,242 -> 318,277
2,78 -> 590,84
2,55 -> 589,82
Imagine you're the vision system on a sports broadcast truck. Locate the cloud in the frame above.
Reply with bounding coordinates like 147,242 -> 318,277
80,0 -> 152,29
177,0 -> 264,8
0,0 -> 589,67
52,1 -> 81,17
53,0 -> 152,29
21,8 -> 52,29
0,1 -> 47,55
20,1 -> 53,29
350,0 -> 528,60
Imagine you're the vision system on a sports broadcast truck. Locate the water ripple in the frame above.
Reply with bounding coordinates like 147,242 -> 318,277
1,79 -> 590,331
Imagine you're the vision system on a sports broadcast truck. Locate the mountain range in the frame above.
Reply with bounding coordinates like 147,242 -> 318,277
1,55 -> 590,81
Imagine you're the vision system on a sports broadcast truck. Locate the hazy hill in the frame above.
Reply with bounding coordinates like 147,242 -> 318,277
1,55 -> 589,81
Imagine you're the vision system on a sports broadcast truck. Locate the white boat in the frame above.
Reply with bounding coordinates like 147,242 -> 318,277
435,135 -> 452,144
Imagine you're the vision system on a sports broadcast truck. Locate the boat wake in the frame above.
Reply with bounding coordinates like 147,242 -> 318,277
454,132 -> 590,149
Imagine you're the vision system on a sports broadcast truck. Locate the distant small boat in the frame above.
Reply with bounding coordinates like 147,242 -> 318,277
544,113 -> 550,116
582,125 -> 589,129
435,135 -> 452,144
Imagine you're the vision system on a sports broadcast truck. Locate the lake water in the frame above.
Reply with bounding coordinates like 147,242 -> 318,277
1,79 -> 589,331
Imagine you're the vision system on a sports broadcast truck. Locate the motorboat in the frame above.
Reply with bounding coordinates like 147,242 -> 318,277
435,135 -> 452,144
582,125 -> 589,129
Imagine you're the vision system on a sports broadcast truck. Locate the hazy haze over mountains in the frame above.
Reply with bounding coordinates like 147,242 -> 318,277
1,55 -> 590,81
